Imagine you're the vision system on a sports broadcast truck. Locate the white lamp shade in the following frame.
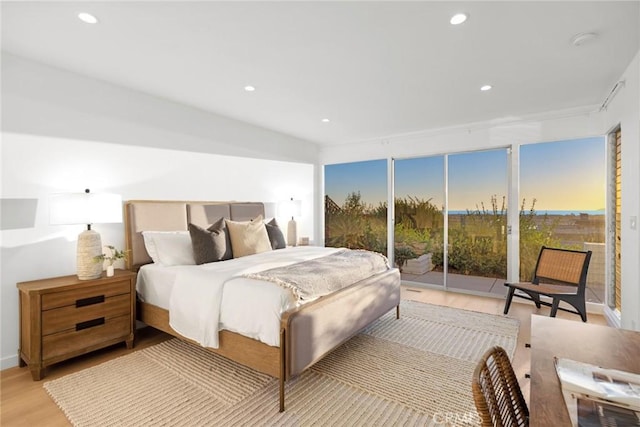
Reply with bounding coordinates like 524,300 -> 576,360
50,192 -> 122,225
279,199 -> 302,219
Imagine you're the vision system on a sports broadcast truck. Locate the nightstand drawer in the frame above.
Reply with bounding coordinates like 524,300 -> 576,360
42,315 -> 131,360
41,280 -> 131,310
42,294 -> 131,335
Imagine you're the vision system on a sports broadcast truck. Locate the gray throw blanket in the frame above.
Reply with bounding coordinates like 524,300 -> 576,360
243,249 -> 390,301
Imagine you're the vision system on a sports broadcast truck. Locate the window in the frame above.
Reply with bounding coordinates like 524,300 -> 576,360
324,136 -> 607,305
324,159 -> 387,254
520,137 -> 606,303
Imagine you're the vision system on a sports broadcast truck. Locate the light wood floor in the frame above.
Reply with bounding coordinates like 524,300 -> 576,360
1,287 -> 607,426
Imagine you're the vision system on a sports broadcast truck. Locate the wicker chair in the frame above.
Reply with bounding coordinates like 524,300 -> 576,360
472,346 -> 529,427
503,246 -> 592,322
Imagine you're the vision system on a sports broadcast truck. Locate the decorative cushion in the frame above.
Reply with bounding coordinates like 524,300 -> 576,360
225,215 -> 272,258
188,223 -> 229,265
209,217 -> 233,261
141,231 -> 196,266
265,218 -> 287,250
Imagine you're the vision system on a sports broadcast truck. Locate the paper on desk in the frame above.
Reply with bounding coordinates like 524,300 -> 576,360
554,357 -> 640,426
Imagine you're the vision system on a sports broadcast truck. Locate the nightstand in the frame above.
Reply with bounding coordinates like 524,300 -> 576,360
17,269 -> 136,380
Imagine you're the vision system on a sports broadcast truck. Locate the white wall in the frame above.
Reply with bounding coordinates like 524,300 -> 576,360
0,54 -> 318,369
319,52 -> 640,332
598,51 -> 640,331
0,134 -> 315,369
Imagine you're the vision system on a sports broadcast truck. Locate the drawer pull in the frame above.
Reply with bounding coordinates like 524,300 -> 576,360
76,295 -> 105,307
76,317 -> 105,331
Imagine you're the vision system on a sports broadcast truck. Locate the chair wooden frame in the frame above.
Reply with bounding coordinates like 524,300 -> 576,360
503,246 -> 592,322
472,346 -> 529,427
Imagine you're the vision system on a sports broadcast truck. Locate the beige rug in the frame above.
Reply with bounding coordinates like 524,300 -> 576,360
44,300 -> 519,427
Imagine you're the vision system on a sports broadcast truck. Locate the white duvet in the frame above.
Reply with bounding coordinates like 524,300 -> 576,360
137,246 -> 342,348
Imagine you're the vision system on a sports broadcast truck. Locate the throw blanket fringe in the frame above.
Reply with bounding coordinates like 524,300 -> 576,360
244,249 -> 389,301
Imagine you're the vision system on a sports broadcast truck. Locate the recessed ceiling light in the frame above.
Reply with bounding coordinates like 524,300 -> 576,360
77,12 -> 98,24
244,85 -> 256,92
321,118 -> 330,123
450,13 -> 468,25
480,85 -> 492,91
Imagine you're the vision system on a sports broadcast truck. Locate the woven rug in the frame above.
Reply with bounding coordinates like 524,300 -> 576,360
44,300 -> 519,427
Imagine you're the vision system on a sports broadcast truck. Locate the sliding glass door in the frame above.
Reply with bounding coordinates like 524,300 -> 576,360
324,138 -> 607,303
447,149 -> 508,295
393,149 -> 507,294
394,156 -> 445,286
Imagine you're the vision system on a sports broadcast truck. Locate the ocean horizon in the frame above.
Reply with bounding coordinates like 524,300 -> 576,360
448,209 -> 605,216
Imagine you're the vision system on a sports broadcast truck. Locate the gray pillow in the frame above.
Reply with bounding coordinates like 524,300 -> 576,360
188,221 -> 231,264
266,218 -> 287,250
209,217 -> 233,260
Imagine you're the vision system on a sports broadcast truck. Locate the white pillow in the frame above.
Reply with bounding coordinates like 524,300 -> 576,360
141,231 -> 196,266
225,215 -> 272,258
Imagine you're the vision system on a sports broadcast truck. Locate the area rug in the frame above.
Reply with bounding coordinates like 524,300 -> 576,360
44,300 -> 519,427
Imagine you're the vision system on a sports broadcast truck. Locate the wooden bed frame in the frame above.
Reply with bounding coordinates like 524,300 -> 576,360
124,200 -> 401,412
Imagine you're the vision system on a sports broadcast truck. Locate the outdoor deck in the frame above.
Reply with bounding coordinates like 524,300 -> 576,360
401,271 -> 604,304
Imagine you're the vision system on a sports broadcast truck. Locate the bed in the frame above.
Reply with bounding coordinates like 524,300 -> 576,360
124,200 -> 401,411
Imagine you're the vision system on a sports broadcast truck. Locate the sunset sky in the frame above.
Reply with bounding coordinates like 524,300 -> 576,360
325,136 -> 605,212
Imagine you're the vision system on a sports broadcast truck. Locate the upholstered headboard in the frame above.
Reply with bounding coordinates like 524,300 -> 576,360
124,200 -> 265,270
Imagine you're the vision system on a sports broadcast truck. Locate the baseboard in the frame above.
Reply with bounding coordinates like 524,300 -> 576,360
603,305 -> 622,328
1,354 -> 20,370
585,301 -> 604,315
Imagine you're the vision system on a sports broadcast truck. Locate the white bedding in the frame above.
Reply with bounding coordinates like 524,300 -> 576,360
136,246 -> 343,348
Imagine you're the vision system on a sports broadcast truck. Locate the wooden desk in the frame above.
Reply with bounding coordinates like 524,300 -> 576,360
530,315 -> 640,426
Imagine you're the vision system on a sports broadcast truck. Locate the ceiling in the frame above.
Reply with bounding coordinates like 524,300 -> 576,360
2,1 -> 639,146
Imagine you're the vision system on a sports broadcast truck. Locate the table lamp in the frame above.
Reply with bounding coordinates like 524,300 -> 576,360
50,189 -> 122,280
280,197 -> 302,246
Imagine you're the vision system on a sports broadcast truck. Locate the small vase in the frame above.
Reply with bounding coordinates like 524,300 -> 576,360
106,265 -> 115,277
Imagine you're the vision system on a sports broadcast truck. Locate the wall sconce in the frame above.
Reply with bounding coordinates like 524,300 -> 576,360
279,197 -> 302,246
50,189 -> 122,280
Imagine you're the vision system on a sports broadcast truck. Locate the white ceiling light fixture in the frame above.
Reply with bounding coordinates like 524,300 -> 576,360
571,32 -> 598,47
450,13 -> 468,25
321,118 -> 330,123
77,12 -> 98,24
244,85 -> 256,92
480,85 -> 492,91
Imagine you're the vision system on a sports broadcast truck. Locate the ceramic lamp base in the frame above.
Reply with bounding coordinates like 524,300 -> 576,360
287,219 -> 297,247
77,229 -> 103,280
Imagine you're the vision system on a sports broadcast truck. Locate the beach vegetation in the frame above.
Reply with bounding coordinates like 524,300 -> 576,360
325,193 -> 595,280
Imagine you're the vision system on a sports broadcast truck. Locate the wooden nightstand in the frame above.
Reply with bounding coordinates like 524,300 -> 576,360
17,269 -> 136,380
